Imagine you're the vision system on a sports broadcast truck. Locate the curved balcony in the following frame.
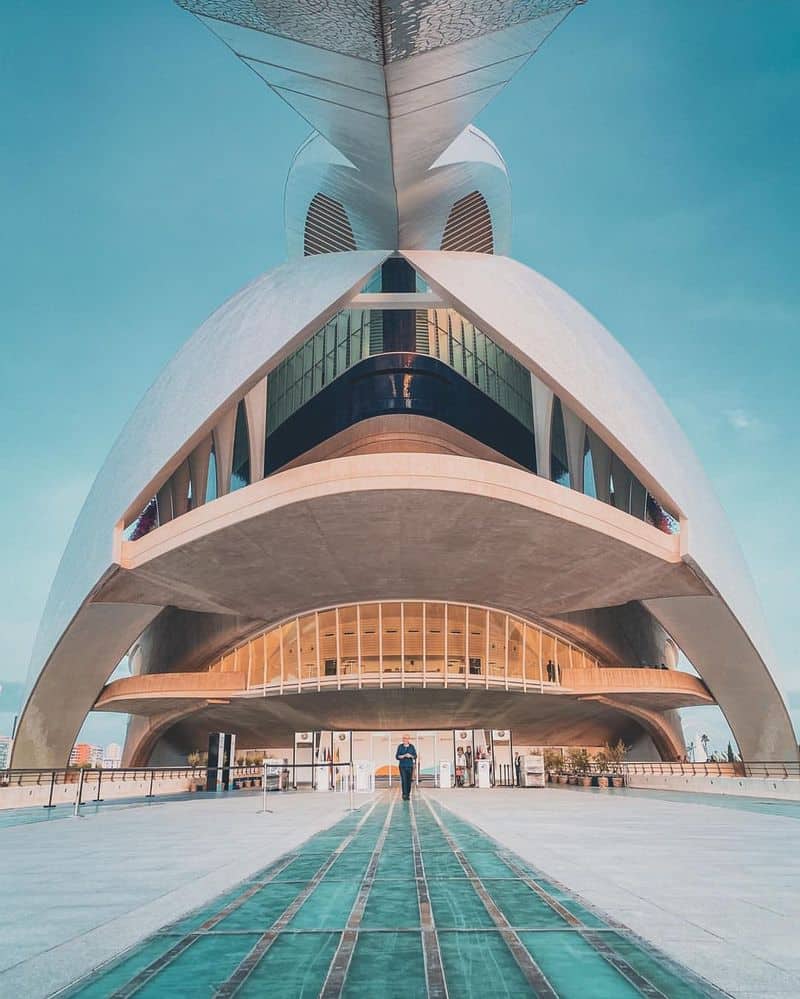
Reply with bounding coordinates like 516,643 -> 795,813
95,601 -> 713,715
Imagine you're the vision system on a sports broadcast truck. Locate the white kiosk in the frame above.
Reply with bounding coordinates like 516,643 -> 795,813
438,760 -> 453,788
477,759 -> 491,788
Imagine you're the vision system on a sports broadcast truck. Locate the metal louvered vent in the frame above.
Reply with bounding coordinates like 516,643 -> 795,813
440,191 -> 494,253
304,193 -> 357,255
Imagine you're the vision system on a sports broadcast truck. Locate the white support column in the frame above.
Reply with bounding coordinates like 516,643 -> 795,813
171,461 -> 191,518
213,407 -> 237,496
188,435 -> 212,509
531,373 -> 554,480
315,612 -> 321,692
356,604 -> 362,688
156,482 -> 174,525
562,406 -> 586,495
244,376 -> 268,484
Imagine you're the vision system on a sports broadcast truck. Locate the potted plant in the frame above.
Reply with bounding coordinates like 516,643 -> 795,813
543,749 -> 562,783
568,748 -> 591,786
605,739 -> 627,787
593,750 -> 609,787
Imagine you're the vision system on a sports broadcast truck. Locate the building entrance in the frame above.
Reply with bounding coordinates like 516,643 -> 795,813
292,728 -> 517,789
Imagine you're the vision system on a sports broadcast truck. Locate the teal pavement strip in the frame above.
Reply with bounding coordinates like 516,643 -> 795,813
64,792 -> 728,998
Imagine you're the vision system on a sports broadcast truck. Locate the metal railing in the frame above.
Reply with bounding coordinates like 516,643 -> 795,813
622,760 -> 800,779
0,762 -> 359,814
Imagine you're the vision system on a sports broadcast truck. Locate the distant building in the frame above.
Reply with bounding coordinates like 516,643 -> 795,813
103,743 -> 122,769
69,743 -> 103,768
0,736 -> 11,770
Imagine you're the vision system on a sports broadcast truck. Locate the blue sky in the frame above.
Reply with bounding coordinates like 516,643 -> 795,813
1,1 -> 798,752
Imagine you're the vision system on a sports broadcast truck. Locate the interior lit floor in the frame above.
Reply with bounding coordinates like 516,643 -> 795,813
63,791 -> 720,998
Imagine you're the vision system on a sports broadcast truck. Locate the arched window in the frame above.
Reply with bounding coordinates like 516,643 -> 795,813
206,444 -> 218,503
231,400 -> 250,491
304,193 -> 356,255
550,398 -> 570,487
440,191 -> 494,253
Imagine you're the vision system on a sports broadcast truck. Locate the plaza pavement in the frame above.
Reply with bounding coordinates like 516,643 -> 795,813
2,784 -> 798,998
0,789 -> 371,998
430,785 -> 800,999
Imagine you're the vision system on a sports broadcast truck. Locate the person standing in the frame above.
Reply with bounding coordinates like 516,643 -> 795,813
395,734 -> 417,800
465,744 -> 473,786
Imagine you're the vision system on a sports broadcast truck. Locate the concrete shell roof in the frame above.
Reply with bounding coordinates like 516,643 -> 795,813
14,250 -> 797,765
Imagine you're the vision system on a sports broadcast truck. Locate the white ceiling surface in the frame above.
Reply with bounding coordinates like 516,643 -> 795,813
179,0 -> 577,247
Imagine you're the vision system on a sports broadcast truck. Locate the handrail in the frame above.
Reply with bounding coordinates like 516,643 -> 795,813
621,760 -> 800,779
0,762 -> 360,813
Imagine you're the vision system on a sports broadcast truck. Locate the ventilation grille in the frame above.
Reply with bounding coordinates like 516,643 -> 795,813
304,193 -> 357,255
440,191 -> 494,253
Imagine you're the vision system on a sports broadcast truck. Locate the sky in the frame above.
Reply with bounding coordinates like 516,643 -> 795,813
1,0 -> 798,754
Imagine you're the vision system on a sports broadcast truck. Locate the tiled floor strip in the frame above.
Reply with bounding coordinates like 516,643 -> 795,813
107,853 -> 298,999
319,793 -> 398,997
409,798 -> 448,999
213,797 -> 382,998
420,795 -> 558,998
499,853 -> 671,998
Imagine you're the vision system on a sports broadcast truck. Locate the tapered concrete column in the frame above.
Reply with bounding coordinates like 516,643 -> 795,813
156,483 -> 174,525
213,408 -> 237,497
172,461 -> 191,518
244,377 -> 267,483
562,406 -> 585,495
531,373 -> 553,479
188,435 -> 212,509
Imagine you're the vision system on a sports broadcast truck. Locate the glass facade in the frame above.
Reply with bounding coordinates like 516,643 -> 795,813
207,600 -> 602,691
422,309 -> 533,432
266,306 -> 533,438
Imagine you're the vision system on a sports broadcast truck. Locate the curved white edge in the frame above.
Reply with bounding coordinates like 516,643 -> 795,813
285,126 -> 511,257
15,251 -> 389,746
403,250 -> 797,759
15,250 -> 797,766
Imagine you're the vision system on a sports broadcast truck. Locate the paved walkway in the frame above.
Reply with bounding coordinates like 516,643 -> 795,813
0,789 -> 364,998
62,790 -> 719,998
430,785 -> 800,998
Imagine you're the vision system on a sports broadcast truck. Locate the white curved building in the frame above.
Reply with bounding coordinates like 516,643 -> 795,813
12,0 -> 797,769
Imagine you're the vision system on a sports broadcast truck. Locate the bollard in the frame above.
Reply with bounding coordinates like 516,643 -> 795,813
95,769 -> 103,803
73,768 -> 85,817
147,770 -> 155,798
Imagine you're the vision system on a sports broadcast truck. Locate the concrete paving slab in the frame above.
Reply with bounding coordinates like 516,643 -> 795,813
0,790 -> 372,999
428,785 -> 800,998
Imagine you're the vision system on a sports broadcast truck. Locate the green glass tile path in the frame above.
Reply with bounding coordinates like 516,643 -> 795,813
65,792 -> 728,998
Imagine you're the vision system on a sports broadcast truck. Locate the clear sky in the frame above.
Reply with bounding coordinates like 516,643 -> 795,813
1,1 -> 798,752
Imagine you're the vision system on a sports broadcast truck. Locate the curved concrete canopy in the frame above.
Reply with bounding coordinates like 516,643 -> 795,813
13,252 -> 797,766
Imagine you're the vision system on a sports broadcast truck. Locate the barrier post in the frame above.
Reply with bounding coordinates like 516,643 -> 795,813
147,770 -> 155,798
73,768 -> 85,817
44,770 -> 57,809
95,769 -> 103,802
258,760 -> 273,814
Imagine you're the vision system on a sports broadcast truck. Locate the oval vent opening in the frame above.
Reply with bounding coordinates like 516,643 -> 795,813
440,190 -> 494,253
304,192 -> 357,255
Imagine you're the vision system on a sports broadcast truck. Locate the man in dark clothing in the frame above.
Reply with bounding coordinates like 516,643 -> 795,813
395,734 -> 417,800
